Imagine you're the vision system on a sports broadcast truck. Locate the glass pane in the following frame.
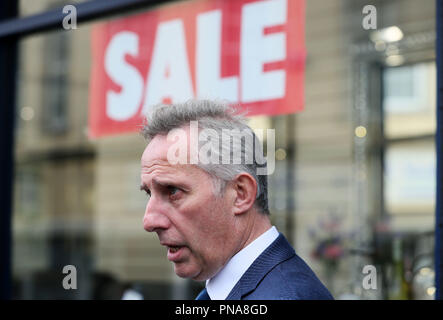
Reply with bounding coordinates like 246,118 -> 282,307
11,0 -> 437,301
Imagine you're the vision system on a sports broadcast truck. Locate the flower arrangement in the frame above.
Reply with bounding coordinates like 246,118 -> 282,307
309,209 -> 349,270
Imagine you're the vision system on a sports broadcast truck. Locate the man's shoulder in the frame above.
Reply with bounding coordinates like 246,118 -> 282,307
244,250 -> 334,300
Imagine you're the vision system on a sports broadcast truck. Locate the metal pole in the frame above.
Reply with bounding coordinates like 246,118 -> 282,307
436,0 -> 443,301
0,0 -> 18,300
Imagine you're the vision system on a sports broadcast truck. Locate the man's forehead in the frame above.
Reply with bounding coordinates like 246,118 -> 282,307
141,135 -> 194,173
141,158 -> 172,171
142,126 -> 195,165
141,134 -> 171,163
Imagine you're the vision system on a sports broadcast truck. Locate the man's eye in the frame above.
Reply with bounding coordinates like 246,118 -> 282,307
167,186 -> 179,196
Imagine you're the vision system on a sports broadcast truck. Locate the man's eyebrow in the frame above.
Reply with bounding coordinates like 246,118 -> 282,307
152,178 -> 189,191
151,178 -> 171,188
139,179 -> 167,191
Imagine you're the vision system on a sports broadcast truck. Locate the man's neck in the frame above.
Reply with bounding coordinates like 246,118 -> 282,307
206,225 -> 279,300
235,211 -> 272,256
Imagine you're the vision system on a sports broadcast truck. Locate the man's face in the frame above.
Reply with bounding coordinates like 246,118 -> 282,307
141,133 -> 237,281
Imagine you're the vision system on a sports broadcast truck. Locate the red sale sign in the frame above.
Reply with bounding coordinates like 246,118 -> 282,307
89,0 -> 305,138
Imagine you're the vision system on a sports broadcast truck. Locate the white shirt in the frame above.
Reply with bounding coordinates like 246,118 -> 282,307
206,226 -> 279,300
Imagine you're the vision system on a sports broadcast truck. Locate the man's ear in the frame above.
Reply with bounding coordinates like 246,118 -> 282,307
231,173 -> 257,216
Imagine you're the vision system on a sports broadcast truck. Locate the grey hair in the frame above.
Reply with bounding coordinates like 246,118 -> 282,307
141,99 -> 269,215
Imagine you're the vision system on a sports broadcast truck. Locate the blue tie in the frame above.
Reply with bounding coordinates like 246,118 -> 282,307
195,288 -> 211,300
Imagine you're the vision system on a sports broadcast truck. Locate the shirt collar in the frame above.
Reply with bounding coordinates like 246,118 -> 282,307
206,226 -> 279,300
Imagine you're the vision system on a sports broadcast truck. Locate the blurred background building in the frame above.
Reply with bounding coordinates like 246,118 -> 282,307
4,0 -> 438,299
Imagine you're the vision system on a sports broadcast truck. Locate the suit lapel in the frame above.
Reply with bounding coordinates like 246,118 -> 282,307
226,233 -> 295,300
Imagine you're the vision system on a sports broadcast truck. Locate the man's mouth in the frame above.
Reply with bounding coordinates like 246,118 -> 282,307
166,245 -> 186,261
168,246 -> 181,253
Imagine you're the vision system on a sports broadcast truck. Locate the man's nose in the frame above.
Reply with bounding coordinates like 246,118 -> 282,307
143,196 -> 170,232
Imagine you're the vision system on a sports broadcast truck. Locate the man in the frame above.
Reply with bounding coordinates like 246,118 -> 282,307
140,99 -> 333,300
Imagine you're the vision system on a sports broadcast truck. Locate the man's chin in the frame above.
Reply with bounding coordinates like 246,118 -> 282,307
173,263 -> 201,280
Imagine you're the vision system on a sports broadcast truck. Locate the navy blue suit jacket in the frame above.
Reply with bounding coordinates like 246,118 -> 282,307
199,233 -> 333,300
